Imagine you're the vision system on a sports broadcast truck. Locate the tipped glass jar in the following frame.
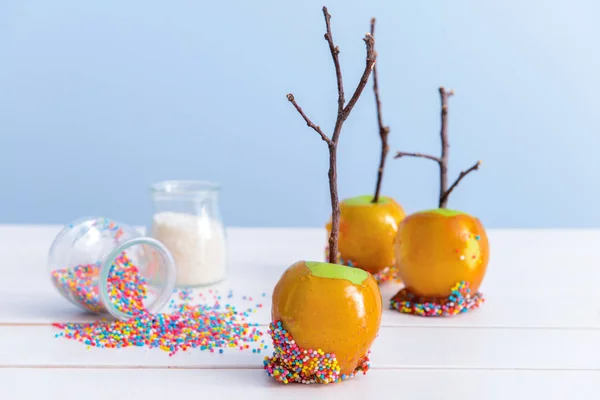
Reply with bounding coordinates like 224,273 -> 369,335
48,217 -> 176,320
149,180 -> 227,288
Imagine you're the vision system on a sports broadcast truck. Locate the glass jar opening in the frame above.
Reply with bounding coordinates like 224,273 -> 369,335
99,237 -> 176,321
151,180 -> 220,199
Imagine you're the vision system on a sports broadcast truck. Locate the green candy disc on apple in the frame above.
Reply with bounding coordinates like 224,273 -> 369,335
418,208 -> 470,217
342,195 -> 391,206
305,261 -> 368,285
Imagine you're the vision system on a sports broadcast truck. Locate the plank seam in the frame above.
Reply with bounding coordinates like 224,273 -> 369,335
1,322 -> 599,331
1,365 -> 599,372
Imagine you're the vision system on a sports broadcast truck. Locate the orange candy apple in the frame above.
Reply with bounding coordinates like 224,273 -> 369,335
394,208 -> 489,298
389,87 -> 486,316
265,260 -> 382,383
326,195 -> 405,276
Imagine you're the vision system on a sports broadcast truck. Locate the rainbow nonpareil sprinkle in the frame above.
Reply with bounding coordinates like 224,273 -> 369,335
53,300 -> 264,355
263,321 -> 370,384
50,254 -> 147,315
51,263 -> 104,313
390,281 -> 484,317
53,267 -> 266,355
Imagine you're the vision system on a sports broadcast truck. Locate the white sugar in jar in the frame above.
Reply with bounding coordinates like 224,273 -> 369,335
149,181 -> 227,287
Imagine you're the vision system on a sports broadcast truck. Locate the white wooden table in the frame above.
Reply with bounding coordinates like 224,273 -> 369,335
1,225 -> 599,399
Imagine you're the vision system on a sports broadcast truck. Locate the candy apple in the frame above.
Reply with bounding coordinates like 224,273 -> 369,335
264,260 -> 382,384
277,7 -> 381,382
391,87 -> 487,316
394,208 -> 489,298
326,195 -> 405,280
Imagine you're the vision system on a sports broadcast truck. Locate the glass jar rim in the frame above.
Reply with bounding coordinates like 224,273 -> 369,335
150,180 -> 220,196
99,237 -> 176,321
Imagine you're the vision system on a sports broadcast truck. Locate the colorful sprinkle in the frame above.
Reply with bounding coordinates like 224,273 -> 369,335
263,321 -> 370,384
177,289 -> 194,302
366,264 -> 399,284
50,254 -> 147,315
324,247 -> 401,284
390,281 -> 484,317
53,273 -> 265,355
52,219 -> 266,355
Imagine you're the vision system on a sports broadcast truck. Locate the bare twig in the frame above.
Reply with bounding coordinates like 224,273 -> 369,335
394,86 -> 480,208
439,160 -> 481,207
370,18 -> 389,204
323,7 -> 345,113
286,94 -> 332,146
394,151 -> 441,164
287,8 -> 376,264
340,34 -> 375,120
438,86 -> 454,208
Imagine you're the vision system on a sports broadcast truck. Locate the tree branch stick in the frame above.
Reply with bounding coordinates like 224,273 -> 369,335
440,160 -> 482,207
286,94 -> 333,146
394,86 -> 479,209
326,32 -> 375,263
394,151 -> 442,164
326,146 -> 340,264
288,9 -> 376,264
370,18 -> 389,204
323,33 -> 374,264
340,34 -> 376,120
323,7 -> 345,113
438,86 -> 454,208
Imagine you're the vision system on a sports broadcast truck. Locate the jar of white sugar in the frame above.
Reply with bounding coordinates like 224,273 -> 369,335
149,180 -> 227,288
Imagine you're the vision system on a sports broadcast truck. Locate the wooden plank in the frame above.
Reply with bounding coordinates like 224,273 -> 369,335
0,325 -> 598,370
1,368 -> 598,399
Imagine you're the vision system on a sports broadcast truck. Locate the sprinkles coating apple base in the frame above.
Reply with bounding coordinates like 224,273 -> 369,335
324,247 -> 401,284
390,281 -> 484,317
264,321 -> 371,384
341,257 -> 399,284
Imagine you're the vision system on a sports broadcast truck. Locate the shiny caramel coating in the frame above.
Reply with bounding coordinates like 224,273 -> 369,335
271,261 -> 382,375
326,195 -> 406,274
394,209 -> 489,298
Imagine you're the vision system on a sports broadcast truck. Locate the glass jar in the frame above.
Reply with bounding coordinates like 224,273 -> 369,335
48,217 -> 177,320
148,180 -> 227,288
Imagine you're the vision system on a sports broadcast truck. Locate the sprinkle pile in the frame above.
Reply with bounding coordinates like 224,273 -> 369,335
53,287 -> 266,356
263,321 -> 371,384
390,281 -> 484,317
50,254 -> 147,314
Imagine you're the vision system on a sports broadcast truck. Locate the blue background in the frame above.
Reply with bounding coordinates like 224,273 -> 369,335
1,0 -> 599,228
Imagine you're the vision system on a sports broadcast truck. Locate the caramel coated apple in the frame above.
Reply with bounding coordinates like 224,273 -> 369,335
394,208 -> 489,297
326,195 -> 405,274
271,260 -> 382,376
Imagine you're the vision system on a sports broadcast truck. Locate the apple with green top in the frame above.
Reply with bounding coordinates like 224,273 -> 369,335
326,194 -> 405,277
264,7 -> 382,384
267,260 -> 382,381
392,87 -> 489,311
